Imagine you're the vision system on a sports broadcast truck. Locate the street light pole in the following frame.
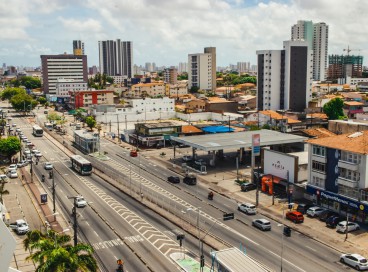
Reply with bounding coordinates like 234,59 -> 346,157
51,170 -> 56,221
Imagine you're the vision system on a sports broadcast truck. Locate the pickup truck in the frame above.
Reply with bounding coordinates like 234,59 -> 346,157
9,219 -> 30,234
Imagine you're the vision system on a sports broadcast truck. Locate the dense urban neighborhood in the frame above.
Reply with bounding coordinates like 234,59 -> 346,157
2,4 -> 368,272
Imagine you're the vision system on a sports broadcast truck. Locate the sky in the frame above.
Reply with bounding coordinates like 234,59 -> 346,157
1,0 -> 367,69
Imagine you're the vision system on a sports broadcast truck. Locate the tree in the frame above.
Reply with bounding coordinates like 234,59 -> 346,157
323,98 -> 345,120
1,87 -> 26,100
24,230 -> 97,272
10,93 -> 37,112
189,86 -> 200,93
85,116 -> 96,131
47,112 -> 62,122
38,97 -> 47,105
0,136 -> 21,160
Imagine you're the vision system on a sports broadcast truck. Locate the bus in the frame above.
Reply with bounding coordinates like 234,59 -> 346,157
32,125 -> 44,137
70,155 -> 92,175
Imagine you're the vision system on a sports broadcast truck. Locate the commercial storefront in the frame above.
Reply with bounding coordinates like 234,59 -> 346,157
307,185 -> 368,224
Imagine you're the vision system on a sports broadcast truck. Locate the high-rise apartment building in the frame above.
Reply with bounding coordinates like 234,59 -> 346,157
73,40 -> 85,55
291,20 -> 328,81
327,55 -> 363,81
163,67 -> 178,85
237,62 -> 250,73
256,40 -> 313,112
40,54 -> 88,95
178,62 -> 188,73
188,47 -> 216,91
98,40 -> 133,77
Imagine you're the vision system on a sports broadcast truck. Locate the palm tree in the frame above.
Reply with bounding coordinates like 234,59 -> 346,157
24,230 -> 97,272
0,177 -> 9,203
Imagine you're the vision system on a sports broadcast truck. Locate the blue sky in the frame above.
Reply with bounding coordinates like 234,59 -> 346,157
1,0 -> 367,69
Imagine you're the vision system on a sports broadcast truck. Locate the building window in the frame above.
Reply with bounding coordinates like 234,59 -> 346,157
339,168 -> 360,182
312,145 -> 326,157
340,151 -> 360,164
311,176 -> 325,188
312,160 -> 326,173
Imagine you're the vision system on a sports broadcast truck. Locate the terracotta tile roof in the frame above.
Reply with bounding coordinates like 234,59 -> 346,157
181,125 -> 203,134
259,110 -> 301,124
302,128 -> 336,138
341,92 -> 362,99
307,113 -> 328,119
307,131 -> 368,154
344,101 -> 364,106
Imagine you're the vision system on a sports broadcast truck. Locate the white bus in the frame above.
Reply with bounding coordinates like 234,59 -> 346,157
32,125 -> 43,137
70,155 -> 92,175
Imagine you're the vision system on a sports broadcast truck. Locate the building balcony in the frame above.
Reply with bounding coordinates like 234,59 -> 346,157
312,155 -> 326,164
338,160 -> 359,171
337,177 -> 358,188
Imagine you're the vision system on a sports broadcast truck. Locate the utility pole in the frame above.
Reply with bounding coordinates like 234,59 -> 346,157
51,170 -> 56,221
72,204 -> 78,246
117,114 -> 120,142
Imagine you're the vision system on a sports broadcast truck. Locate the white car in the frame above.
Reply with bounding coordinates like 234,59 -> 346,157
15,128 -> 21,133
306,206 -> 326,217
17,160 -> 28,168
34,151 -> 42,158
22,137 -> 28,143
44,162 -> 53,170
340,253 -> 368,271
336,221 -> 360,233
8,164 -> 17,172
238,203 -> 257,215
74,196 -> 87,208
252,219 -> 272,231
0,174 -> 8,181
23,149 -> 31,158
182,155 -> 193,162
7,170 -> 18,179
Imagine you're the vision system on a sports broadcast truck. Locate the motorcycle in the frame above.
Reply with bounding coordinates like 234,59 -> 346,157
283,226 -> 291,237
208,192 -> 214,200
41,175 -> 45,182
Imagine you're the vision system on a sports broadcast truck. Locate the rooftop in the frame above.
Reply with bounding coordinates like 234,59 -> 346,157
301,128 -> 336,138
307,131 -> 368,155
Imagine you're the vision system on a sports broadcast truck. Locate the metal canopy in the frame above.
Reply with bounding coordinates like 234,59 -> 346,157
171,129 -> 307,151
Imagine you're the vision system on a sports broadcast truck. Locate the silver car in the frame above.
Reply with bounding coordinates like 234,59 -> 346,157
340,253 -> 368,271
252,219 -> 272,231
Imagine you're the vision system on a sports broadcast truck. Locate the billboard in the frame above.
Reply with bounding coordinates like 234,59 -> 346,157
252,133 -> 260,156
263,149 -> 297,183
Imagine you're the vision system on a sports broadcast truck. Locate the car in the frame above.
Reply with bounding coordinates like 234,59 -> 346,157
183,175 -> 197,185
23,149 -> 31,158
8,164 -> 17,172
194,159 -> 206,166
319,210 -> 339,222
167,176 -> 180,184
326,215 -> 343,228
34,150 -> 42,158
336,221 -> 360,233
286,211 -> 304,223
17,160 -> 28,168
252,219 -> 272,231
130,150 -> 138,157
182,155 -> 193,162
22,137 -> 28,143
238,203 -> 257,215
340,253 -> 368,271
44,162 -> 53,170
7,170 -> 18,179
74,196 -> 87,208
0,174 -> 8,181
15,128 -> 21,133
306,206 -> 326,218
12,123 -> 17,127
296,203 -> 314,214
240,182 -> 257,192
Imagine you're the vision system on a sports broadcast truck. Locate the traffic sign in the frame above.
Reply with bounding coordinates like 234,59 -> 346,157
40,193 -> 48,204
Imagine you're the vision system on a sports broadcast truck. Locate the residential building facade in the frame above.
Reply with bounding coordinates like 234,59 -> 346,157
327,55 -> 363,81
40,54 -> 88,95
98,40 -> 133,77
164,67 -> 178,85
291,20 -> 329,81
307,131 -> 368,224
188,47 -> 216,91
55,79 -> 87,97
128,83 -> 166,98
256,40 -> 313,112
69,89 -> 114,109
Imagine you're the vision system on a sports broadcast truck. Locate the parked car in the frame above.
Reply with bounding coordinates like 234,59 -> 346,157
194,159 -> 206,166
9,219 -> 29,235
296,203 -> 314,214
23,149 -> 31,158
340,253 -> 368,271
74,196 -> 87,208
130,150 -> 138,157
167,176 -> 180,184
34,150 -> 42,158
17,160 -> 28,168
240,182 -> 257,192
252,219 -> 271,231
15,128 -> 21,133
238,203 -> 257,215
0,174 -> 8,181
306,206 -> 326,218
44,162 -> 54,170
319,210 -> 339,222
326,215 -> 343,228
8,164 -> 17,172
286,211 -> 304,223
7,170 -> 18,179
336,221 -> 360,233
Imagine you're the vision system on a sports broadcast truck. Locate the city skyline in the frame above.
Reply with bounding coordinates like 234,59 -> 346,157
1,0 -> 367,68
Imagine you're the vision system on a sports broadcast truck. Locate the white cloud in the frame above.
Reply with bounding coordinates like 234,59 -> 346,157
1,0 -> 368,67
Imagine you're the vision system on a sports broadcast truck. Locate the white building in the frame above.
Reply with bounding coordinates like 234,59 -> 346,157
168,82 -> 188,97
111,75 -> 127,85
188,47 -> 216,91
178,62 -> 188,73
291,20 -> 329,81
256,40 -> 313,112
56,79 -> 87,97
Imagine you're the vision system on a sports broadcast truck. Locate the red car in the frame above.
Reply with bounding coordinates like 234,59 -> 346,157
286,211 -> 304,223
130,150 -> 138,157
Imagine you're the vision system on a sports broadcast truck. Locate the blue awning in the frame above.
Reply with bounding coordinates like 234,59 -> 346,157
202,126 -> 234,134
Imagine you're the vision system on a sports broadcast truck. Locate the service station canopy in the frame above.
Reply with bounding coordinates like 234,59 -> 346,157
171,129 -> 308,152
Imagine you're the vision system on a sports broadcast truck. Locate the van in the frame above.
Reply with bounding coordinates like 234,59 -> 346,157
296,203 -> 313,214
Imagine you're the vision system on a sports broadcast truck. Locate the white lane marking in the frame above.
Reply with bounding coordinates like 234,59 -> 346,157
267,250 -> 306,272
305,245 -> 317,252
94,231 -> 99,236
